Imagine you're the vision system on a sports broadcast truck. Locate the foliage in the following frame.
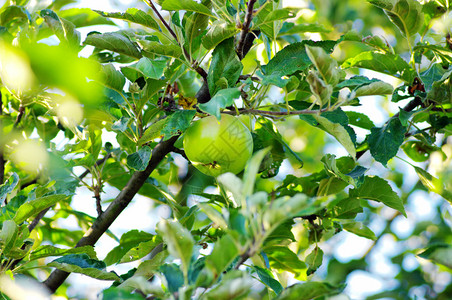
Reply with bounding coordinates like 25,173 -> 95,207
0,0 -> 451,299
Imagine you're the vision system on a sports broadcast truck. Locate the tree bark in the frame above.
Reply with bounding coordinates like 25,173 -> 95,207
43,136 -> 179,293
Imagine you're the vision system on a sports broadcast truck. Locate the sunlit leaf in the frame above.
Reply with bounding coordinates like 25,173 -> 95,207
14,194 -> 68,224
156,219 -> 194,277
94,8 -> 159,30
349,176 -> 406,216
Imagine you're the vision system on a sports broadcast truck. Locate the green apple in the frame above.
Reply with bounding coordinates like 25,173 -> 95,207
183,114 -> 253,177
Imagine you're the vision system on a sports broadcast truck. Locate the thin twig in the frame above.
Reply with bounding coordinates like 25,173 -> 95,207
234,252 -> 250,270
223,107 -> 330,116
145,0 -> 208,81
237,0 -> 257,60
146,0 -> 178,42
0,91 -> 4,184
28,208 -> 51,232
43,136 -> 179,293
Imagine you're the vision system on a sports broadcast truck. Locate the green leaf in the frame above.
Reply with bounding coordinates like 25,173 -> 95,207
121,57 -> 167,81
243,148 -> 271,199
367,118 -> 406,165
342,221 -> 377,240
263,194 -> 311,231
84,31 -> 142,59
101,287 -> 145,300
313,115 -> 356,159
337,76 -> 382,89
253,8 -> 295,31
30,245 -> 98,261
126,146 -> 152,171
206,234 -> 239,277
262,40 -> 337,77
306,71 -> 333,107
198,203 -> 228,229
101,63 -> 126,91
201,20 -> 240,50
321,154 -> 361,187
342,51 -> 414,83
137,118 -> 170,146
104,230 -> 155,266
279,23 -> 331,36
277,281 -> 344,300
265,246 -> 306,276
345,111 -> 375,130
198,88 -> 240,119
208,38 -> 243,96
354,81 -> 394,97
13,194 -> 68,224
349,176 -> 406,216
0,5 -> 29,26
203,271 -> 253,299
414,167 -> 452,203
330,197 -> 363,219
306,246 -> 324,276
58,8 -> 116,28
0,173 -> 19,205
135,250 -> 168,278
161,0 -> 214,17
156,219 -> 194,277
160,263 -> 184,293
254,117 -> 304,173
184,0 -> 210,56
254,266 -> 283,295
254,0 -> 284,41
139,40 -> 182,59
418,244 -> 452,269
402,140 -> 435,162
0,220 -> 19,255
40,9 -> 81,47
368,0 -> 424,37
48,254 -> 119,280
119,240 -> 159,264
305,45 -> 340,86
161,110 -> 196,140
94,8 -> 159,30
217,173 -> 244,207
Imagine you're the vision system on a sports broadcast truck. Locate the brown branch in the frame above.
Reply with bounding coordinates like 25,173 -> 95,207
94,190 -> 103,217
13,105 -> 25,128
43,135 -> 179,293
234,251 -> 250,270
8,153 -> 113,271
28,207 -> 51,232
236,0 -> 258,60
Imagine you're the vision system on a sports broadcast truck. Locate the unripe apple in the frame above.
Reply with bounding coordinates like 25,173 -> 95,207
183,114 -> 253,177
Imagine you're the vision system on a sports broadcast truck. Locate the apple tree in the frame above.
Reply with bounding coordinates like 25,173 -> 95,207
0,0 -> 451,299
